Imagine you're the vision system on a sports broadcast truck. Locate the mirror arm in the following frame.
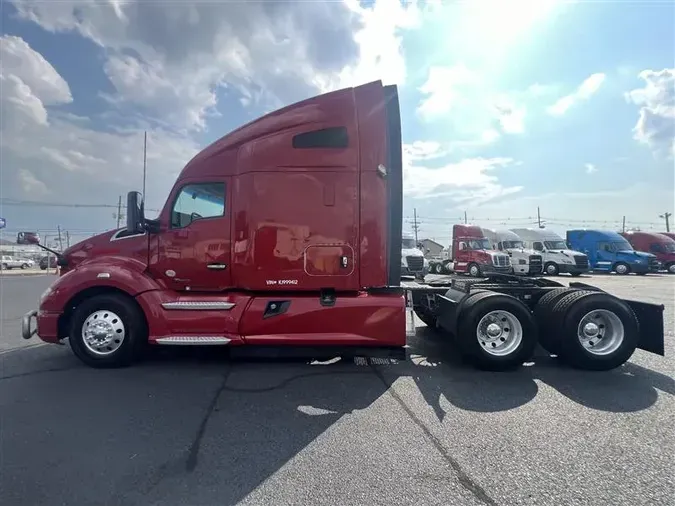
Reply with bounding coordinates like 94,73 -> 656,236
35,243 -> 63,258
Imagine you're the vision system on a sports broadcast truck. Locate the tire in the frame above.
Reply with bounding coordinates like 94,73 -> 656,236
544,262 -> 559,276
455,292 -> 538,371
667,263 -> 675,274
533,287 -> 579,355
414,308 -> 437,329
468,263 -> 481,277
613,262 -> 630,275
1,263 -> 7,270
69,293 -> 148,368
21,263 -> 29,269
550,291 -> 639,371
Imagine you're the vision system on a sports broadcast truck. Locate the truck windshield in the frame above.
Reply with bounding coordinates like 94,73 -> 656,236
544,240 -> 567,249
402,238 -> 417,249
502,240 -> 524,249
613,240 -> 633,251
467,239 -> 491,250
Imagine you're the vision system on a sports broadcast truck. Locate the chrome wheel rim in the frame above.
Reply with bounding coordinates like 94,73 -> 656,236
668,264 -> 675,274
470,265 -> 479,276
546,264 -> 557,274
476,310 -> 523,356
577,309 -> 624,356
615,264 -> 628,274
81,310 -> 126,355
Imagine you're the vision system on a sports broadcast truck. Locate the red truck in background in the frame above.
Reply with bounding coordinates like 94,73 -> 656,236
21,80 -> 666,372
660,232 -> 675,242
428,224 -> 512,276
621,231 -> 675,274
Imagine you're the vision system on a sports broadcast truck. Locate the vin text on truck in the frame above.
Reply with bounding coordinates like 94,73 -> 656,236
22,81 -> 665,371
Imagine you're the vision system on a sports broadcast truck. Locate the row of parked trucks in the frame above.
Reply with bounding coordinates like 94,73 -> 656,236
423,225 -> 675,277
20,80 -> 665,374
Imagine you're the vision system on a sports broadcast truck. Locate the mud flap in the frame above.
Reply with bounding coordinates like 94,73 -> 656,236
624,299 -> 665,355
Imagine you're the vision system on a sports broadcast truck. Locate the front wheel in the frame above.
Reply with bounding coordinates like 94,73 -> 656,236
667,263 -> 675,274
614,262 -> 630,275
550,291 -> 638,371
544,262 -> 559,276
1,263 -> 8,270
455,292 -> 538,371
468,263 -> 481,277
21,263 -> 29,269
69,293 -> 148,368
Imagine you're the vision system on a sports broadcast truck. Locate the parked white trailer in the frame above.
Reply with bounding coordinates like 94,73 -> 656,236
481,228 -> 543,275
509,228 -> 589,276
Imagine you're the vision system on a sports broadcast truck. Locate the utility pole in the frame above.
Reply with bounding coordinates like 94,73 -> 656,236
142,131 -> 148,198
66,231 -> 70,248
116,195 -> 122,228
660,212 -> 672,232
464,211 -> 467,224
57,226 -> 63,252
622,216 -> 626,233
537,206 -> 544,228
412,208 -> 420,244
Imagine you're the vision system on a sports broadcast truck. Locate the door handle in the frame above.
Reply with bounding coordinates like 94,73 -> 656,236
207,263 -> 227,270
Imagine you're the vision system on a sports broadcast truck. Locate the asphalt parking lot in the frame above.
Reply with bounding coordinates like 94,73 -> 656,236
1,273 -> 673,506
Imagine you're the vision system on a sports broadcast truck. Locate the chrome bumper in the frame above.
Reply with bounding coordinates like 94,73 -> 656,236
22,309 -> 38,340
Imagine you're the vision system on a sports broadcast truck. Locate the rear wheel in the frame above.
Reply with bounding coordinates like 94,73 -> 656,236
550,291 -> 639,371
21,263 -> 29,269
455,292 -> 537,371
69,293 -> 148,368
534,287 -> 579,355
614,262 -> 630,275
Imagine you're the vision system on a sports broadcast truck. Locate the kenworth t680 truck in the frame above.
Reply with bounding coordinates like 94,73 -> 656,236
22,81 -> 664,372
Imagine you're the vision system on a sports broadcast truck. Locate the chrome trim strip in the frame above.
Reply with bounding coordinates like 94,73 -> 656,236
155,336 -> 231,345
110,228 -> 147,242
161,301 -> 235,310
207,264 -> 227,270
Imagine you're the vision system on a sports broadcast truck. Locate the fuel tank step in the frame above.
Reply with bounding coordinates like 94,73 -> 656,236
154,336 -> 232,345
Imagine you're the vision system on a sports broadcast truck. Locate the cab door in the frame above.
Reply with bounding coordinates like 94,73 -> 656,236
149,178 -> 232,292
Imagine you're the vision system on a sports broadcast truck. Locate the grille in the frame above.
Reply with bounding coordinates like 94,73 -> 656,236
494,255 -> 509,267
574,255 -> 589,269
529,255 -> 542,265
406,256 -> 424,271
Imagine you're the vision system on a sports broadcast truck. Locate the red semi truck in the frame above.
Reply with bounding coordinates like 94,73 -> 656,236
22,81 -> 665,371
621,231 -> 675,274
428,224 -> 512,276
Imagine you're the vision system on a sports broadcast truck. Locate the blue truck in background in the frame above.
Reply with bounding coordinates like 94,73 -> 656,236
566,229 -> 660,275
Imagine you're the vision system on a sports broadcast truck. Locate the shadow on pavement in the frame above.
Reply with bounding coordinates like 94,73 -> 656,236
1,333 -> 670,505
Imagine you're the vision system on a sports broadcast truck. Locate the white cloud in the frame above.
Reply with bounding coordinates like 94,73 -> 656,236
10,0 -> 420,132
585,163 -> 598,174
417,64 -> 479,121
0,35 -> 199,221
625,68 -> 675,157
402,142 -> 523,206
547,73 -> 606,116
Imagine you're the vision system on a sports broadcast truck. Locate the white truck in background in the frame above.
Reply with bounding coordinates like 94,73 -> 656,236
401,232 -> 429,280
481,228 -> 543,275
509,228 -> 589,276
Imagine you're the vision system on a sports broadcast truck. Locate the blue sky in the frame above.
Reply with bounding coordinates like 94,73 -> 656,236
0,0 -> 673,247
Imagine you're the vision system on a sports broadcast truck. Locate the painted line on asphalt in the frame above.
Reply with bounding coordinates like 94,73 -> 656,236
0,342 -> 49,356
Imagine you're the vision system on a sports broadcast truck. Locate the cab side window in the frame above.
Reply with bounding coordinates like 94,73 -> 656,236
171,182 -> 225,229
650,243 -> 664,253
533,241 -> 543,251
598,241 -> 612,252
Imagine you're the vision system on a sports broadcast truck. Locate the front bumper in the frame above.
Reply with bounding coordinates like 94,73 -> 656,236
482,265 -> 512,274
21,310 -> 38,339
21,309 -> 60,343
558,264 -> 588,275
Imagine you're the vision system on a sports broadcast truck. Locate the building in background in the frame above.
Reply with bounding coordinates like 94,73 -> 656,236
419,238 -> 445,258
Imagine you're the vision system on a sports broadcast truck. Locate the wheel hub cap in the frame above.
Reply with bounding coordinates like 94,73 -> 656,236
486,323 -> 502,338
582,322 -> 600,338
82,310 -> 126,356
476,310 -> 524,357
